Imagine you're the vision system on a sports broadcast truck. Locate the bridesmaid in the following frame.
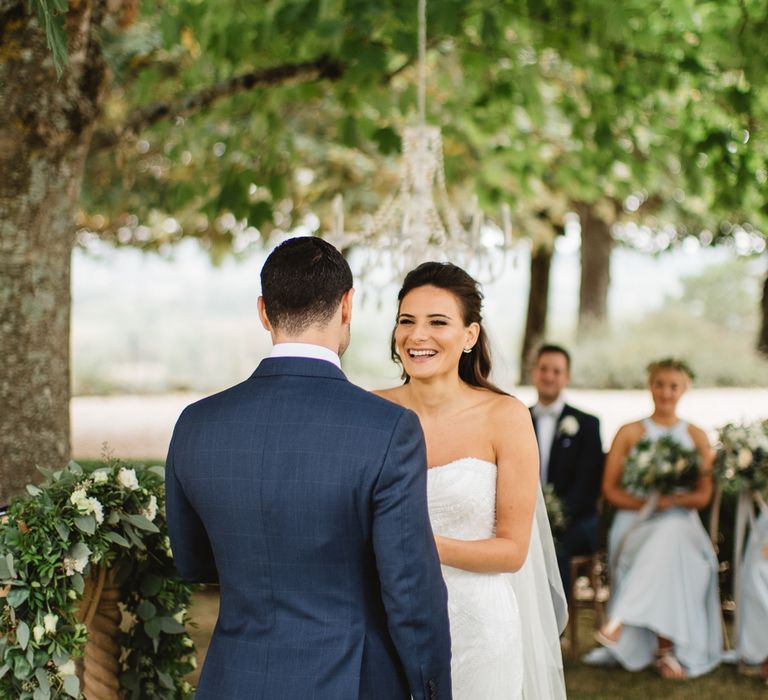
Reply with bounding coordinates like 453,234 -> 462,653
593,358 -> 721,679
737,510 -> 768,678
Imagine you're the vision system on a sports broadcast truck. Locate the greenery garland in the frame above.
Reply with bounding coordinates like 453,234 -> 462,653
0,460 -> 197,699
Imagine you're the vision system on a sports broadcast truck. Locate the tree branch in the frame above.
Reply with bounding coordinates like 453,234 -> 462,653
89,54 -> 344,153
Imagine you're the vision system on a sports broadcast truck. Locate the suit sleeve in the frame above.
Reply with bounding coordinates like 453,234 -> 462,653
372,410 -> 452,700
164,421 -> 219,584
565,414 -> 605,519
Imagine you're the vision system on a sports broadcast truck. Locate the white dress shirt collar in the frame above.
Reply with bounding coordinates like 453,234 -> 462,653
533,395 -> 566,419
269,342 -> 341,369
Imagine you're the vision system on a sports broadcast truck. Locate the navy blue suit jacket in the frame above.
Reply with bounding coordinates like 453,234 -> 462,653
166,357 -> 452,699
530,403 -> 604,520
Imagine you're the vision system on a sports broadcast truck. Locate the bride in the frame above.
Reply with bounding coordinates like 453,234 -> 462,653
376,262 -> 567,699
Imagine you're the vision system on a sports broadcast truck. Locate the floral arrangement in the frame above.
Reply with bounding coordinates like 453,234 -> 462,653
621,434 -> 701,495
542,484 -> 567,535
0,459 -> 197,699
713,420 -> 768,495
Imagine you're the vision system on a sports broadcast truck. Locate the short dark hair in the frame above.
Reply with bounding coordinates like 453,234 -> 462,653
260,236 -> 353,333
391,262 -> 506,395
535,344 -> 571,370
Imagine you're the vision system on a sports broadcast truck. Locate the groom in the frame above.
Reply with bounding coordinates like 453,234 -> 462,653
165,236 -> 451,700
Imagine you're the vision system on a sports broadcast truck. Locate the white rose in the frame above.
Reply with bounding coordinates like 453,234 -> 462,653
725,467 -> 736,479
88,497 -> 105,525
737,448 -> 753,470
57,660 -> 76,677
117,468 -> 140,491
558,416 -> 580,437
140,494 -> 158,522
43,613 -> 58,635
69,488 -> 90,513
63,543 -> 91,576
93,470 -> 109,484
33,625 -> 45,644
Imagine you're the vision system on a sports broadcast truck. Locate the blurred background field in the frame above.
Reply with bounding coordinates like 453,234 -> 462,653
72,236 -> 766,399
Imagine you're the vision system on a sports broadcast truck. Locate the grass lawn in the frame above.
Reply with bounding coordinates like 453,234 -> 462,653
186,591 -> 767,698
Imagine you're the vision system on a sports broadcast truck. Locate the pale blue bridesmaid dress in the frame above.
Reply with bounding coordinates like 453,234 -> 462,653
737,510 -> 768,665
587,419 -> 722,677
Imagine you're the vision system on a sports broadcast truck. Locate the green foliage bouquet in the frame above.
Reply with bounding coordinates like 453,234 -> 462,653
542,484 -> 567,536
0,460 -> 197,700
713,420 -> 768,495
621,435 -> 701,496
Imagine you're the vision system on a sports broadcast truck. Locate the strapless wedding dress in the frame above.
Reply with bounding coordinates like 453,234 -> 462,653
427,458 -> 567,699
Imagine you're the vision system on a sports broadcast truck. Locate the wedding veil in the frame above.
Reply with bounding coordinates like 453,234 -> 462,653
509,485 -> 569,699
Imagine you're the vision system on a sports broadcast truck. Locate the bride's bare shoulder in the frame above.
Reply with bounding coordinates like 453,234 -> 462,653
485,391 -> 531,424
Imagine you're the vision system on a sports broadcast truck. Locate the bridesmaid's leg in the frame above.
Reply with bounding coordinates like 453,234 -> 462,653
655,637 -> 687,680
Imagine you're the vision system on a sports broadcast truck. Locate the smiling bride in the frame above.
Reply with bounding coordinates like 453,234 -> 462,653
375,262 -> 567,699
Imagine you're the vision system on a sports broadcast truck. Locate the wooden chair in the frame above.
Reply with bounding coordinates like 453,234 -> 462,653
566,553 -> 606,657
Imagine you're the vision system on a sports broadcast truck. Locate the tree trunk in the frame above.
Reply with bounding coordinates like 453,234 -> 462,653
758,268 -> 768,357
576,202 -> 613,334
519,245 -> 553,384
0,1 -> 110,502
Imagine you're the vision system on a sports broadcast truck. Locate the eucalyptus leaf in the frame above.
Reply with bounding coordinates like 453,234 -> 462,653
5,553 -> 15,579
33,686 -> 50,700
17,620 -> 30,649
62,673 -> 80,698
74,515 -> 96,535
26,485 -> 42,497
157,669 -> 174,689
148,465 -> 166,479
71,573 -> 85,595
35,666 -> 50,689
104,531 -> 130,548
66,461 -> 83,476
0,663 -> 9,680
54,522 -> 70,543
7,587 -> 30,609
13,653 -> 32,680
158,616 -> 185,634
136,599 -> 156,621
124,514 -> 160,533
144,617 -> 162,639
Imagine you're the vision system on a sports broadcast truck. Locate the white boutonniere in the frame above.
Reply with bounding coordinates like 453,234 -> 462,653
558,415 -> 580,437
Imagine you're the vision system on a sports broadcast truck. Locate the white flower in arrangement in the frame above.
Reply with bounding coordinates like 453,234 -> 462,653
141,494 -> 158,522
88,497 -> 105,525
725,467 -> 736,479
738,448 -> 754,470
43,613 -> 59,635
69,488 -> 90,512
57,660 -> 76,677
675,457 -> 687,474
33,625 -> 45,644
68,590 -> 77,600
92,470 -> 109,484
63,543 -> 91,576
189,655 -> 197,669
162,536 -> 173,557
637,451 -> 652,468
173,608 -> 186,624
182,636 -> 194,648
117,467 -> 140,491
558,416 -> 580,437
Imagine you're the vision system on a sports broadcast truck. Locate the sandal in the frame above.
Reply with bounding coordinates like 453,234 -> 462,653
595,619 -> 623,648
656,651 -> 687,680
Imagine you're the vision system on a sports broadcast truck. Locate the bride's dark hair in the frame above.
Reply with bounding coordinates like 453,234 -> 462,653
391,262 -> 507,395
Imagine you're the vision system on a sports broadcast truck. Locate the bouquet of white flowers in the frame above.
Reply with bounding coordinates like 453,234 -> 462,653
621,435 -> 701,495
713,420 -> 768,495
542,483 -> 567,536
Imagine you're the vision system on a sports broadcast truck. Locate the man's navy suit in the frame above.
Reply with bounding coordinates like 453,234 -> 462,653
530,403 -> 604,591
166,357 -> 451,699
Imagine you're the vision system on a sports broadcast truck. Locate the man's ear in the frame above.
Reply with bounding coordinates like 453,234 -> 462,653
257,297 -> 272,332
340,288 -> 355,325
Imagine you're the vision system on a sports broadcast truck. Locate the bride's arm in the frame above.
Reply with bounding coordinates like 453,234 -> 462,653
434,397 -> 538,574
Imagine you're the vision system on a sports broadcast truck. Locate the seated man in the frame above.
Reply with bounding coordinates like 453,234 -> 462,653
529,344 -> 604,592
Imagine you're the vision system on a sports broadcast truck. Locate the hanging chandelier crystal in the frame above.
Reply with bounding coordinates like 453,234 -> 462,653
327,0 -> 512,283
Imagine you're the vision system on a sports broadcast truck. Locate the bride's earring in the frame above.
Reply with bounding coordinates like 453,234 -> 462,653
463,346 -> 473,354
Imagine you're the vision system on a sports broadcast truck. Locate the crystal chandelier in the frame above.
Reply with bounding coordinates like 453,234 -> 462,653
327,0 -> 512,283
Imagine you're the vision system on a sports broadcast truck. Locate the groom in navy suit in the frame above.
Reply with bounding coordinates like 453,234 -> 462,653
166,237 -> 452,699
530,344 -> 604,593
